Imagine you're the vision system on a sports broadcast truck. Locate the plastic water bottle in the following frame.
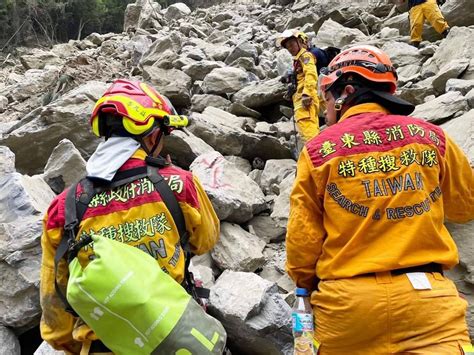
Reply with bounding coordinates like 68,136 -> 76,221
292,287 -> 315,355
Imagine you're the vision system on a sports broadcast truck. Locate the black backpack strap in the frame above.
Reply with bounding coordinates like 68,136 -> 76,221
54,179 -> 96,314
146,165 -> 190,251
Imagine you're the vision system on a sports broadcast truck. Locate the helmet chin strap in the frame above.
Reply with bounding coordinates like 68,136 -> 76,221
138,129 -> 164,157
331,86 -> 372,122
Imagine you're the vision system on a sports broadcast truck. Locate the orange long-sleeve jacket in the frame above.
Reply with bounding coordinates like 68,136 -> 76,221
40,149 -> 220,353
286,103 -> 474,291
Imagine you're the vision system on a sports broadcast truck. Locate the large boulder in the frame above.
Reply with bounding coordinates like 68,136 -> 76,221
247,215 -> 287,243
441,109 -> 474,165
411,91 -> 469,123
211,222 -> 266,272
259,159 -> 296,195
0,171 -> 56,329
431,59 -> 470,95
41,139 -> 87,194
202,67 -> 250,95
0,81 -> 107,175
161,129 -> 215,169
442,0 -> 474,28
225,41 -> 258,65
232,77 -> 286,109
190,151 -> 266,223
381,41 -> 423,68
20,49 -> 63,70
191,94 -> 231,112
315,19 -> 368,48
271,174 -> 295,228
209,270 -> 293,355
142,66 -> 192,107
140,34 -> 182,67
188,107 -> 292,161
164,3 -> 191,21
182,61 -> 225,82
0,146 -> 16,175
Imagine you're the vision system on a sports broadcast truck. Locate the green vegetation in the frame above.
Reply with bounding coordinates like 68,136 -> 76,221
0,0 -> 167,49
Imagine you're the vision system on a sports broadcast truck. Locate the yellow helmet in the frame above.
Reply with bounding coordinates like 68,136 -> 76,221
275,29 -> 308,47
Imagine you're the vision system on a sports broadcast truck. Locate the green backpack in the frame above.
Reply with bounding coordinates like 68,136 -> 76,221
54,159 -> 227,354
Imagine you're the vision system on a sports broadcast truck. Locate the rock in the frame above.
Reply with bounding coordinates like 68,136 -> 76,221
188,263 -> 215,289
224,156 -> 252,174
271,173 -> 295,228
1,67 -> 60,103
34,341 -> 65,355
0,81 -> 108,175
247,215 -> 286,243
0,172 -> 55,328
41,139 -> 87,194
228,102 -> 262,119
259,159 -> 296,195
191,94 -> 231,112
423,27 -> 474,76
136,0 -> 163,30
397,64 -> 422,85
0,95 -> 8,113
140,34 -> 182,67
232,77 -> 286,109
164,3 -> 191,21
441,110 -> 474,164
182,61 -> 225,82
0,325 -> 20,354
225,41 -> 258,65
379,27 -> 400,38
123,2 -> 142,31
142,66 -> 192,107
209,270 -> 292,355
188,107 -> 292,161
275,49 -> 293,76
211,222 -> 266,272
84,32 -> 103,46
446,79 -> 474,96
381,41 -> 423,68
285,13 -> 319,30
411,91 -> 469,124
123,34 -> 153,66
202,67 -> 250,95
0,146 -> 16,175
161,129 -> 215,169
316,19 -> 368,48
447,222 -> 474,284
466,89 -> 474,108
190,151 -> 266,223
20,49 -> 63,70
432,59 -> 470,95
443,0 -> 474,28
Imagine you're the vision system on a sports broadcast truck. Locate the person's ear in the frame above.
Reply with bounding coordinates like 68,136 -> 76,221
343,85 -> 355,97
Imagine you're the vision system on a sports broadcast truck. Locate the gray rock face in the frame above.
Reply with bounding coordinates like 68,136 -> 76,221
224,156 -> 252,174
0,81 -> 107,175
142,66 -> 192,107
381,41 -> 422,68
232,77 -> 286,109
209,270 -> 292,355
0,95 -> 8,113
260,159 -> 296,195
211,222 -> 266,272
271,174 -> 295,228
316,19 -> 368,47
191,94 -> 231,112
140,34 -> 182,67
41,139 -> 87,194
190,151 -> 266,223
443,0 -> 474,28
0,326 -> 20,355
34,341 -> 66,354
0,172 -> 55,328
441,109 -> 474,165
446,79 -> 474,95
161,129 -> 215,169
411,91 -> 469,123
432,59 -> 470,95
247,215 -> 286,243
0,146 -> 16,175
182,61 -> 225,81
20,49 -> 63,70
164,3 -> 191,20
225,41 -> 258,65
202,67 -> 250,95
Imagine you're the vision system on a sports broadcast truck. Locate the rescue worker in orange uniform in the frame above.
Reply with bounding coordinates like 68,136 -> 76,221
405,0 -> 450,47
277,30 -> 320,142
286,45 -> 474,354
39,79 -> 220,354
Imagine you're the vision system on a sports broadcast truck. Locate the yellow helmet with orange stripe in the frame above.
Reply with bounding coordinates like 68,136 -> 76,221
90,79 -> 188,138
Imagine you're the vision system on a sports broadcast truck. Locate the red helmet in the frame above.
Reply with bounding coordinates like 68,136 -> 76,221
90,79 -> 180,137
319,45 -> 398,94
